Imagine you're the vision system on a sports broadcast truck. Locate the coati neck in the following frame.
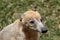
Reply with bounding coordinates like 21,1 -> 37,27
23,26 -> 39,40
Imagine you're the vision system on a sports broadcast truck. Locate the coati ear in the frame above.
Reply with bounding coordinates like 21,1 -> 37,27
19,14 -> 23,21
30,5 -> 37,11
13,13 -> 25,23
19,15 -> 22,21
19,14 -> 26,25
19,14 -> 25,23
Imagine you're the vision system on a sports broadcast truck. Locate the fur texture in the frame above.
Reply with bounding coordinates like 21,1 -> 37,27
0,10 -> 47,40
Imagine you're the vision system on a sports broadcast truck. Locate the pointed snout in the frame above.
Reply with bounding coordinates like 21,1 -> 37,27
41,27 -> 48,33
35,19 -> 48,33
36,23 -> 48,33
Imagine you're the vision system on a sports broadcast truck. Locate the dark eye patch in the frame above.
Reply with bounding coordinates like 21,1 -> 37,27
30,20 -> 34,24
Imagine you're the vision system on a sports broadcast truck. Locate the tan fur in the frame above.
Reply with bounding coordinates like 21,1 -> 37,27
0,19 -> 25,40
0,10 -> 41,40
23,10 -> 41,21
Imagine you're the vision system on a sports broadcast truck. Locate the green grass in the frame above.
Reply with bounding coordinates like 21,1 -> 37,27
0,0 -> 60,40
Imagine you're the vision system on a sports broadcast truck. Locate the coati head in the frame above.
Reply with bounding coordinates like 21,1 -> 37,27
20,10 -> 47,33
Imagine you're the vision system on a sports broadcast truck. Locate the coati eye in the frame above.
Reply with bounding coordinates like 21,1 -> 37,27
30,20 -> 34,24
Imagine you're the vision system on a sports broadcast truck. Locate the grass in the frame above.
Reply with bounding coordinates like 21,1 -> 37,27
0,0 -> 60,40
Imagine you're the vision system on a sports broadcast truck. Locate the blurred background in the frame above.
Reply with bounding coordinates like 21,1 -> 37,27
0,0 -> 60,40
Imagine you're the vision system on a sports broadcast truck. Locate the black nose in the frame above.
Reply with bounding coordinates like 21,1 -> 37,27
41,27 -> 48,33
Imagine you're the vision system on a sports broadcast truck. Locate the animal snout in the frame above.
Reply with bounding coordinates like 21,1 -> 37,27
41,27 -> 48,33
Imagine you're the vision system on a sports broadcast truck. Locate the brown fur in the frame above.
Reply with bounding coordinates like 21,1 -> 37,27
21,10 -> 40,40
23,26 -> 38,40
